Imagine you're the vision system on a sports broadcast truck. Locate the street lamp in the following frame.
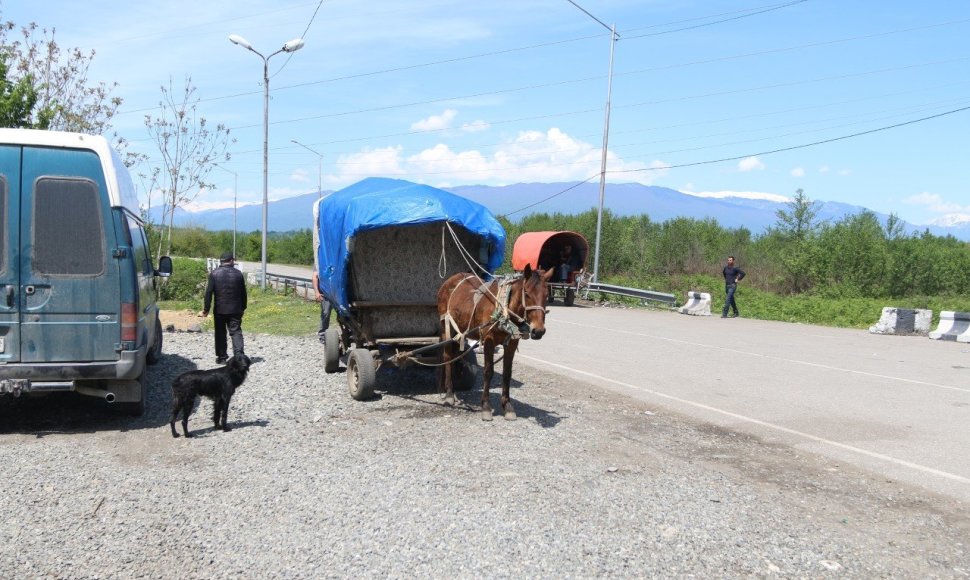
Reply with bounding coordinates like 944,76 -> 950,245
212,163 -> 238,260
229,33 -> 305,289
565,1 -> 619,285
291,139 -> 324,198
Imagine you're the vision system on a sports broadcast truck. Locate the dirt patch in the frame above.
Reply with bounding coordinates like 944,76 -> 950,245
159,309 -> 204,332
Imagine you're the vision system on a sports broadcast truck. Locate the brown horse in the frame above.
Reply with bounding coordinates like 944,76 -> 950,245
437,264 -> 553,420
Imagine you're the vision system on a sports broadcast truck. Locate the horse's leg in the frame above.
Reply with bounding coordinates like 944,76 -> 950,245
480,340 -> 495,421
501,339 -> 519,420
441,339 -> 456,406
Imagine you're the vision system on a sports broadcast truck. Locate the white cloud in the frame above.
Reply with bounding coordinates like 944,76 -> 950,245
838,169 -> 852,176
790,167 -> 805,177
903,192 -> 969,213
683,190 -> 790,203
819,165 -> 830,174
290,168 -> 309,183
737,156 -> 765,172
460,120 -> 490,133
328,128 -> 664,186
411,109 -> 458,131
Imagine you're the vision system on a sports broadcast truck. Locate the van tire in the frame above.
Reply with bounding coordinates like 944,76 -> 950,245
146,315 -> 163,365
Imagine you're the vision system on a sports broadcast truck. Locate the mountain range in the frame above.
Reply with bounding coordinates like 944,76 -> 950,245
146,182 -> 970,241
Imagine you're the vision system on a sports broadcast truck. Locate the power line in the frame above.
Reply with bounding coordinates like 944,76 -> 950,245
500,175 -> 601,218
623,0 -> 808,40
270,0 -> 327,78
613,105 -> 970,174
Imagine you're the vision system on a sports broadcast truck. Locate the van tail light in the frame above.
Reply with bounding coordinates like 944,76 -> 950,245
122,303 -> 137,341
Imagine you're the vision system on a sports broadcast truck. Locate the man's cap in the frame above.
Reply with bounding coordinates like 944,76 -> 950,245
219,252 -> 235,263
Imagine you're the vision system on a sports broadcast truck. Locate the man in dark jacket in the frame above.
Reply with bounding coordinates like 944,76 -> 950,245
200,252 -> 247,363
721,255 -> 746,318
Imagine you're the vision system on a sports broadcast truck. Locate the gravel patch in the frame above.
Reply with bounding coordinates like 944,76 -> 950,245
1,331 -> 968,578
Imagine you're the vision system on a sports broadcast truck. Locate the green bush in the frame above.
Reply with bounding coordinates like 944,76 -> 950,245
160,257 -> 208,301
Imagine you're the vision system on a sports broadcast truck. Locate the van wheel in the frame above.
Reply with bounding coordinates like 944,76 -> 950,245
146,315 -> 163,365
115,373 -> 146,417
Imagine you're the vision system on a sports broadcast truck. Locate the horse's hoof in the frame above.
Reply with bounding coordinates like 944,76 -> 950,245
443,394 -> 456,406
504,409 -> 517,421
481,409 -> 494,421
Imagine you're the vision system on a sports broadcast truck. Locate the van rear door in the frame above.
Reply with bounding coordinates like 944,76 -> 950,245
0,145 -> 22,363
18,146 -> 121,363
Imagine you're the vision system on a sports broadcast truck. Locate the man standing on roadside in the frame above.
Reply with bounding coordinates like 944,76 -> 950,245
200,252 -> 247,363
311,268 -> 332,344
721,255 -> 746,318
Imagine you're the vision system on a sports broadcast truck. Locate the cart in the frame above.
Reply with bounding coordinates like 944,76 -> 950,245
511,231 -> 589,306
313,178 -> 506,400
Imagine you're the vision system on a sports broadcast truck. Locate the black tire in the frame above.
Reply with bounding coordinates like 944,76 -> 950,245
564,287 -> 576,306
347,348 -> 376,401
454,353 -> 479,392
146,314 -> 163,365
324,328 -> 341,373
115,373 -> 146,417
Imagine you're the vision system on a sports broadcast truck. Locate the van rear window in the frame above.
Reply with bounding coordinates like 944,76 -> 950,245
33,177 -> 105,276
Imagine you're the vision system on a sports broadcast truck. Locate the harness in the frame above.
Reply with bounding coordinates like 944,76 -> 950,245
441,273 -> 545,350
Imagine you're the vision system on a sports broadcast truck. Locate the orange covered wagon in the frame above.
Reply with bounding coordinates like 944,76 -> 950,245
512,231 -> 589,306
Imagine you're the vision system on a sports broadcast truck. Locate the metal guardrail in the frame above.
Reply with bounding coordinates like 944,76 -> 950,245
584,282 -> 677,305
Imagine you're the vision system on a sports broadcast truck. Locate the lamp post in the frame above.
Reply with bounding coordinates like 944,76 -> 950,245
565,1 -> 619,285
291,139 -> 324,198
229,33 -> 305,289
212,163 -> 238,260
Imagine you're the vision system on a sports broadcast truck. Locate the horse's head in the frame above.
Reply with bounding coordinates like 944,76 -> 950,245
514,264 -> 554,340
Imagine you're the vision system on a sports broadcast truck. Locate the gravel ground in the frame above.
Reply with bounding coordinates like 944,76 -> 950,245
1,330 -> 969,578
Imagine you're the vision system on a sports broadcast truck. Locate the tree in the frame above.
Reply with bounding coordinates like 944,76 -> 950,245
773,189 -> 822,294
144,76 -> 232,257
0,21 -> 121,132
0,56 -> 39,127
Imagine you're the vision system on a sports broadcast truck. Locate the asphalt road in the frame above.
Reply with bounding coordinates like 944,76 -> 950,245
243,260 -> 970,502
519,301 -> 970,503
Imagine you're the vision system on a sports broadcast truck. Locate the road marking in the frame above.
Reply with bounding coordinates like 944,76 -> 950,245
556,319 -> 970,395
518,353 -> 970,486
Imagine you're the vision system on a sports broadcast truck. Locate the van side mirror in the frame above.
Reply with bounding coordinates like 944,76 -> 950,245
157,256 -> 173,277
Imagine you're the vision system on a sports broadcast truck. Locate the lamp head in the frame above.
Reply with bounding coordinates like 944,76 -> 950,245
228,34 -> 252,50
283,38 -> 305,53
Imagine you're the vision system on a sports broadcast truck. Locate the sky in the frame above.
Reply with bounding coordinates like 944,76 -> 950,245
3,0 -> 969,226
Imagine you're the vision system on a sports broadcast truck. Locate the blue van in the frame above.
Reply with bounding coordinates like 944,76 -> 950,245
0,129 -> 172,415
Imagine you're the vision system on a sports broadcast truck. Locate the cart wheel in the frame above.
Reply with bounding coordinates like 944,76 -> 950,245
323,328 -> 341,373
564,287 -> 576,306
454,354 -> 479,392
347,348 -> 376,401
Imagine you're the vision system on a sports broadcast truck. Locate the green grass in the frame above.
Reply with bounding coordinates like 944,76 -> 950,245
599,273 -> 970,329
159,286 -> 324,336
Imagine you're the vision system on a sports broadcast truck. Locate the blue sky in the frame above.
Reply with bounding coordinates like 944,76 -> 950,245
4,0 -> 969,226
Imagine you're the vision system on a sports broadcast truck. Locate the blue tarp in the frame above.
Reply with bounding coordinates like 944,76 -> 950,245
314,177 -> 506,313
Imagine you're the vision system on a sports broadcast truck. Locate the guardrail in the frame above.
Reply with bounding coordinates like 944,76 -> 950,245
584,282 -> 677,305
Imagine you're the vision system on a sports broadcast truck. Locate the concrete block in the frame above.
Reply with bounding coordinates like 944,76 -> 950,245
678,291 -> 711,316
929,311 -> 970,342
869,307 -> 932,335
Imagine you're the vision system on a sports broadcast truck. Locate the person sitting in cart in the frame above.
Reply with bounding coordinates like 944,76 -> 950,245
555,243 -> 583,282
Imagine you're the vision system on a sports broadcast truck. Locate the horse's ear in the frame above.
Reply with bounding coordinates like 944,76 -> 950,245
523,263 -> 533,278
541,267 -> 554,281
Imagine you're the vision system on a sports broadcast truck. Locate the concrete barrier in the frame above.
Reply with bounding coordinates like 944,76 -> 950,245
677,291 -> 712,316
929,311 -> 970,342
868,307 -> 932,336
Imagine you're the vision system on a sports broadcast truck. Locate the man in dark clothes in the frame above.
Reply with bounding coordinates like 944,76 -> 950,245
721,255 -> 746,318
311,268 -> 332,344
199,252 -> 247,363
556,243 -> 583,282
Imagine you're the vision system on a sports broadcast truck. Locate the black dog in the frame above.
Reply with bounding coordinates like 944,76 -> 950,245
170,354 -> 252,438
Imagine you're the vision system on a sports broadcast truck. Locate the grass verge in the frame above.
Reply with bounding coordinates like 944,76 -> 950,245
159,287 -> 324,336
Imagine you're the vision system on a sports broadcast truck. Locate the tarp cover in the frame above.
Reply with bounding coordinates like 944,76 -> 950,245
314,177 -> 506,313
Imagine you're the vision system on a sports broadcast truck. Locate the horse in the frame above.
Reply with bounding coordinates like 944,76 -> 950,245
437,264 -> 553,421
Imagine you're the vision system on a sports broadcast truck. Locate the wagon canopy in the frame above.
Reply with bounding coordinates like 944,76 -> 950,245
511,231 -> 589,272
314,177 -> 506,312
